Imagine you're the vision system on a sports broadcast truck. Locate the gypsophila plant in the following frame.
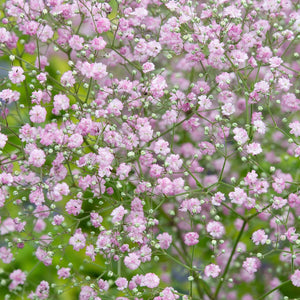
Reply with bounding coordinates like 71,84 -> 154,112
1,0 -> 300,299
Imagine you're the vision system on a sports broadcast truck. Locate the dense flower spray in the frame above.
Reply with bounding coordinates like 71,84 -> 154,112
1,0 -> 300,299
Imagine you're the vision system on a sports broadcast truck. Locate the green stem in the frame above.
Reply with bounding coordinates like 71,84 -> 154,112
162,250 -> 193,271
257,280 -> 291,300
84,78 -> 93,103
214,220 -> 247,299
189,245 -> 195,298
221,202 -> 246,221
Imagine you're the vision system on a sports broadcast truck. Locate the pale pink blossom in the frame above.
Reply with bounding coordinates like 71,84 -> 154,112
206,221 -> 225,239
183,232 -> 199,246
124,253 -> 141,270
204,264 -> 221,278
28,149 -> 46,167
246,143 -> 262,155
9,269 -> 26,290
111,205 -> 128,224
29,105 -> 47,123
289,121 -> 300,137
0,133 -> 8,148
115,277 -> 128,290
285,227 -> 299,242
252,230 -> 268,245
57,268 -> 71,279
291,269 -> 300,287
243,257 -> 261,274
8,66 -> 25,84
140,273 -> 160,288
157,232 -> 172,249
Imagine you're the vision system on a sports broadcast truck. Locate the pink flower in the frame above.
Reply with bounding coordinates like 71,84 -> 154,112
277,77 -> 292,91
116,163 -> 131,180
211,192 -> 225,206
155,177 -> 174,195
156,287 -> 179,299
61,71 -> 75,87
291,269 -> 300,287
246,143 -> 262,155
96,232 -> 112,250
111,205 -> 128,224
34,281 -> 50,299
37,72 -> 47,83
150,75 -> 168,98
0,247 -> 13,263
69,34 -> 84,51
90,37 -> 107,50
165,154 -> 183,171
34,219 -> 46,232
69,228 -> 86,251
289,121 -> 300,137
29,105 -> 47,123
140,273 -> 160,288
8,66 -> 25,84
22,21 -> 39,36
153,139 -> 170,156
288,193 -> 300,207
254,81 -> 269,94
0,133 -> 8,148
256,46 -> 272,63
216,72 -> 234,89
35,247 -> 52,266
243,257 -> 261,274
96,17 -> 110,33
98,279 -> 109,292
86,244 -> 96,261
124,253 -> 141,270
222,103 -> 236,116
115,277 -> 128,290
139,245 -> 151,262
57,267 -> 71,279
183,232 -> 199,246
269,56 -> 282,68
204,264 -> 221,278
208,39 -> 225,55
179,198 -> 201,214
79,286 -> 97,300
53,182 -> 70,201
9,269 -> 26,290
198,95 -> 212,110
68,133 -> 83,148
199,141 -> 216,155
65,199 -> 82,216
52,215 -> 64,226
0,27 -> 9,43
28,149 -> 46,167
149,164 -> 163,178
35,55 -> 49,70
157,232 -> 172,249
107,99 -> 123,116
272,196 -> 287,209
37,24 -> 54,43
142,62 -> 155,73
90,213 -> 103,228
285,227 -> 299,242
229,187 -> 247,205
244,170 -> 258,186
252,229 -> 268,245
78,61 -> 107,80
233,127 -> 249,144
206,221 -> 225,239
0,89 -> 20,103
